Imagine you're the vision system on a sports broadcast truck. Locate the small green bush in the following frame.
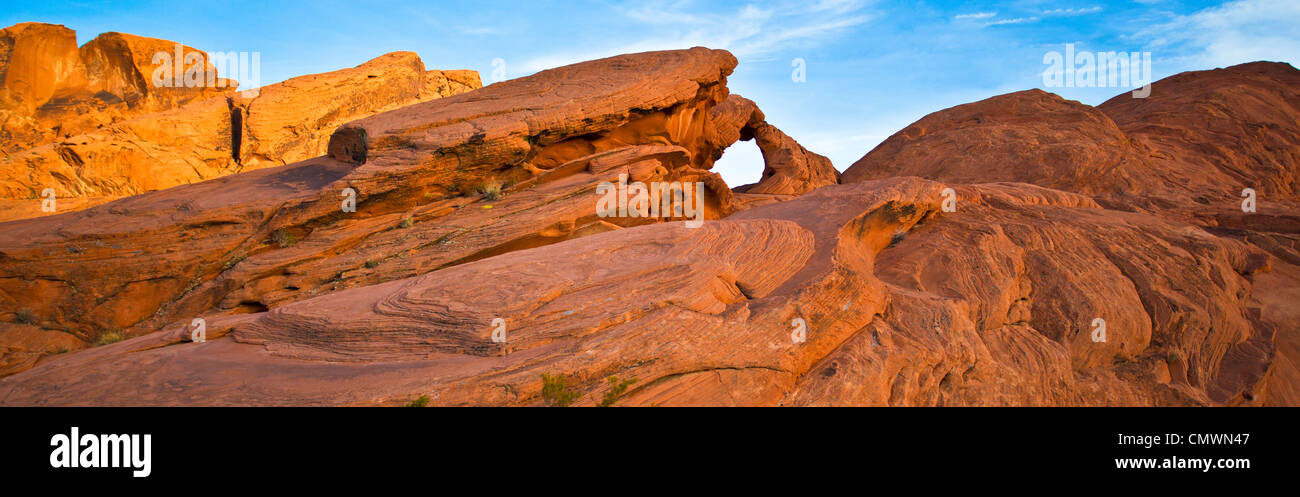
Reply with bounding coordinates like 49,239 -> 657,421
596,376 -> 638,407
541,373 -> 581,407
406,394 -> 431,407
398,217 -> 414,229
14,308 -> 35,324
364,259 -> 380,268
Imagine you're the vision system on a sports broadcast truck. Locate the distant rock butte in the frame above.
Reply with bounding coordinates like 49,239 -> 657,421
0,23 -> 232,152
0,23 -> 482,222
0,44 -> 1295,406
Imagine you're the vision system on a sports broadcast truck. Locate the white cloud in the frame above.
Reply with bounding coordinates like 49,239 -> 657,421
1134,0 -> 1300,69
1043,7 -> 1103,16
954,12 -> 997,20
985,16 -> 1040,26
518,1 -> 874,74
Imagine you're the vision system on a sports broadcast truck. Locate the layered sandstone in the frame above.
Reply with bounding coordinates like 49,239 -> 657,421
0,23 -> 481,222
0,48 -> 1296,407
0,47 -> 744,374
840,61 -> 1300,405
0,177 -> 1281,406
709,94 -> 839,201
840,62 -> 1300,258
0,23 -> 231,153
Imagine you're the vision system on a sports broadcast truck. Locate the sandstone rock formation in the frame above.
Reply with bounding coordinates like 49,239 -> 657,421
1,23 -> 232,153
0,177 -> 1281,406
710,94 -> 839,200
0,47 -> 1295,407
840,62 -> 1300,257
0,47 -> 744,375
0,23 -> 481,222
841,61 -> 1300,406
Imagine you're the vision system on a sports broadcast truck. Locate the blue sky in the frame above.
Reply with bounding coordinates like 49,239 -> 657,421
4,0 -> 1297,186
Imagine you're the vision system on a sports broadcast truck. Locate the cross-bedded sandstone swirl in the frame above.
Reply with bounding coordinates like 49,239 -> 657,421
838,61 -> 1299,405
0,175 -> 1284,406
0,41 -> 1295,406
0,177 -> 937,405
0,47 -> 759,372
790,182 -> 1275,405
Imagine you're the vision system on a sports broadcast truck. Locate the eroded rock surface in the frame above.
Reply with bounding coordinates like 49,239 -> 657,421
840,61 -> 1300,406
0,23 -> 480,222
0,48 -> 1295,406
0,23 -> 233,153
0,178 -> 1281,406
711,94 -> 839,199
0,47 -> 746,373
841,62 -> 1300,261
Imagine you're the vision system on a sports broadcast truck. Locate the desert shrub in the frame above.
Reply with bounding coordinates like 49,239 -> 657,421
364,259 -> 380,268
271,228 -> 298,248
541,373 -> 580,407
223,251 -> 248,270
95,330 -> 125,346
596,376 -> 639,407
406,394 -> 431,407
398,217 -> 414,229
478,179 -> 502,201
14,308 -> 35,324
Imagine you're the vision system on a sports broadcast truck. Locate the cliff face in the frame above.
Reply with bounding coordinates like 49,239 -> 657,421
0,23 -> 481,222
0,24 -> 232,153
0,40 -> 1295,406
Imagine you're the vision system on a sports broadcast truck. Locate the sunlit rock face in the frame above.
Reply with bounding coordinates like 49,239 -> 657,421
0,42 -> 1295,407
0,23 -> 481,222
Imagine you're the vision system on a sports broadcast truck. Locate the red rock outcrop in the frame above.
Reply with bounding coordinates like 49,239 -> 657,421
0,23 -> 481,222
0,47 -> 1295,407
710,94 -> 839,200
0,47 -> 743,374
0,23 -> 231,153
0,177 -> 1280,406
1097,62 -> 1300,266
841,63 -> 1300,257
839,88 -> 1159,208
840,61 -> 1300,405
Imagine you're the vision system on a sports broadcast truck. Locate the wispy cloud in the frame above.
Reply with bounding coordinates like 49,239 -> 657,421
518,1 -> 874,73
1043,7 -> 1103,16
985,16 -> 1040,26
954,12 -> 997,20
1132,0 -> 1300,69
